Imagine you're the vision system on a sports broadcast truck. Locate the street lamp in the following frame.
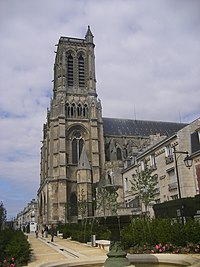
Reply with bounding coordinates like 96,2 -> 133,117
183,154 -> 193,169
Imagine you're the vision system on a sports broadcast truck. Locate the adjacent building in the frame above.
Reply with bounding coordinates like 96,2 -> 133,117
15,198 -> 38,232
122,118 -> 200,217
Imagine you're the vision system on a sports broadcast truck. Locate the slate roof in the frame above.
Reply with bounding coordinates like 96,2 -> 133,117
103,117 -> 187,137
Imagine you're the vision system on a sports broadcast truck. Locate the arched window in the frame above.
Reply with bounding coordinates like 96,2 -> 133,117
67,54 -> 73,86
77,103 -> 82,117
116,147 -> 122,160
78,55 -> 85,87
105,143 -> 110,161
66,103 -> 70,117
71,103 -> 76,117
69,192 -> 78,216
72,132 -> 84,164
83,104 -> 88,117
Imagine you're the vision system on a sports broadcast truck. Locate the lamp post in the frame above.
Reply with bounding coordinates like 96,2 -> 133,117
173,147 -> 193,223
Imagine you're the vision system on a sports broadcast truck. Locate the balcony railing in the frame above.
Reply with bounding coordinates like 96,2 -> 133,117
168,182 -> 177,191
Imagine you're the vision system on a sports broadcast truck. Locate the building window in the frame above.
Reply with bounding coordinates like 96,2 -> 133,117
71,103 -> 76,117
168,169 -> 176,183
72,132 -> 84,164
165,144 -> 173,156
116,147 -> 122,160
78,55 -> 85,87
124,177 -> 128,191
105,143 -> 110,161
66,103 -> 70,116
67,55 -> 73,86
167,168 -> 177,191
141,160 -> 146,171
77,103 -> 82,117
150,154 -> 156,169
69,192 -> 78,216
171,194 -> 178,200
83,104 -> 88,117
198,131 -> 200,143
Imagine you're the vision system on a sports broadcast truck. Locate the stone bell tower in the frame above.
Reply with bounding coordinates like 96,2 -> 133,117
38,26 -> 105,224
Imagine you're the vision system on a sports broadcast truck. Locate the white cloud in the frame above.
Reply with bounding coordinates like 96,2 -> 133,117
0,0 -> 199,218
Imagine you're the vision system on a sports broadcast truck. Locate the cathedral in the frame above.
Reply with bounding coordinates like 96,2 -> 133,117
37,26 -> 187,225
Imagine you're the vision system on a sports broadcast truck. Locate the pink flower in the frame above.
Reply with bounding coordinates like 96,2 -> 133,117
151,250 -> 155,253
162,246 -> 166,251
11,258 -> 15,262
159,249 -> 162,253
3,259 -> 7,263
155,245 -> 159,250
10,264 -> 15,267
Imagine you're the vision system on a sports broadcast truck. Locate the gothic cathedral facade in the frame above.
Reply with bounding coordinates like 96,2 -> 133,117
38,27 -> 186,225
38,27 -> 105,225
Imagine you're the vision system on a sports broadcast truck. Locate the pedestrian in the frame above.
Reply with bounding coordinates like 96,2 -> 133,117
51,224 -> 54,242
35,230 -> 38,238
45,225 -> 48,238
41,228 -> 44,237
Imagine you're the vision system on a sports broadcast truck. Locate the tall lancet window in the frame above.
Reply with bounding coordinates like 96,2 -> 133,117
67,54 -> 73,86
72,132 -> 84,164
116,147 -> 122,160
78,55 -> 85,87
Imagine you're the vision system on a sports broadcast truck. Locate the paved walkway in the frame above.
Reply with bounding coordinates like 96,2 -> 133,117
25,234 -> 200,267
25,234 -> 107,267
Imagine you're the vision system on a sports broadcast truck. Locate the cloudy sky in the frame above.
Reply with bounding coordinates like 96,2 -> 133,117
0,0 -> 200,219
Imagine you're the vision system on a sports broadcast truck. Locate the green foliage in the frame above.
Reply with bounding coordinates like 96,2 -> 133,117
0,229 -> 31,266
57,220 -> 111,243
130,167 -> 158,212
96,187 -> 119,216
0,202 -> 7,231
77,189 -> 87,219
183,219 -> 200,244
121,217 -> 200,251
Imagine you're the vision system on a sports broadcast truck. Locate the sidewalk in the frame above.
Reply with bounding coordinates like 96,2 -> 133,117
26,234 -> 107,267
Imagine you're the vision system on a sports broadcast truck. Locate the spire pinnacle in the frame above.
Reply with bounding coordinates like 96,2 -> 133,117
85,25 -> 94,43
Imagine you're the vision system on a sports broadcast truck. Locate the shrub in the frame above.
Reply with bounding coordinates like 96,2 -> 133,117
121,217 -> 200,252
57,220 -> 111,243
0,229 -> 31,266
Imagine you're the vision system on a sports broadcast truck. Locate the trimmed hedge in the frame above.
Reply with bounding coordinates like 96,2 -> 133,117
57,220 -> 111,243
121,218 -> 200,249
0,229 -> 31,266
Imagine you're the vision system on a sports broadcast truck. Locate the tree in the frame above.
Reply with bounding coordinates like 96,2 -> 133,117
0,201 -> 7,230
77,188 -> 87,220
130,167 -> 158,216
96,186 -> 120,216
